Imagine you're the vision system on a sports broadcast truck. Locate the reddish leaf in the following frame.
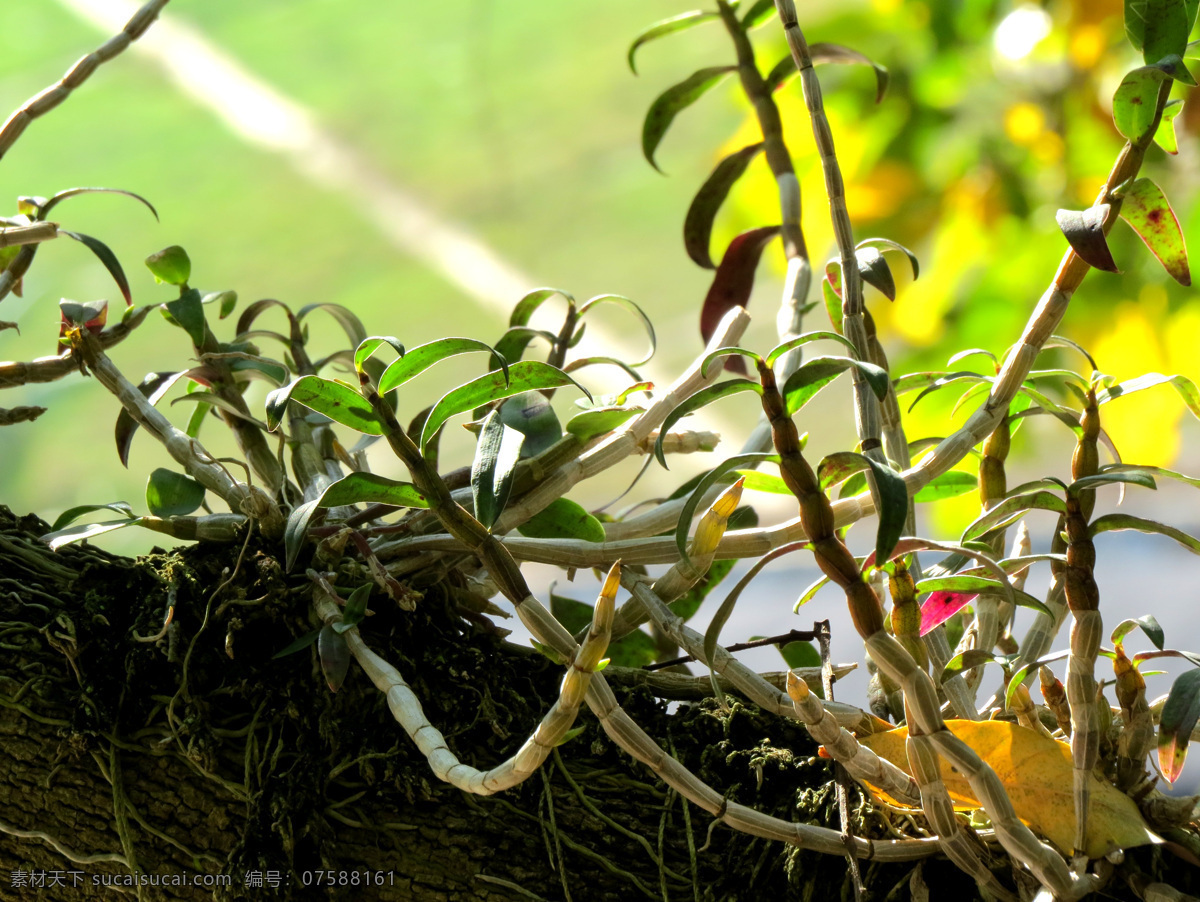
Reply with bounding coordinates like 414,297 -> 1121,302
1118,178 -> 1191,285
700,226 -> 780,372
920,590 -> 980,636
1056,204 -> 1119,272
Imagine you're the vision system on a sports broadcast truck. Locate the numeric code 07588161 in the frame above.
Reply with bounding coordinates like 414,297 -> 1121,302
300,871 -> 395,887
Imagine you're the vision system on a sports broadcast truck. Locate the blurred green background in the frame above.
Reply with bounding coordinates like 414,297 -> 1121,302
2,0 -> 1199,558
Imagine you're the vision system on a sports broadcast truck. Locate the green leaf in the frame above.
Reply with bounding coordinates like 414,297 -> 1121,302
144,245 -> 191,286
498,392 -> 560,457
422,361 -> 588,451
565,406 -> 643,443
296,302 -> 369,349
1111,615 -> 1166,650
36,186 -> 158,223
961,491 -> 1068,543
1117,178 -> 1191,286
940,650 -> 1014,683
319,624 -> 351,693
817,451 -> 870,492
684,143 -> 765,269
1099,463 -> 1200,490
333,584 -> 372,634
318,472 -> 429,509
1113,63 -> 1173,144
734,469 -> 792,495
50,501 -> 135,532
1056,205 -> 1119,273
164,288 -> 208,348
1070,470 -> 1157,492
40,519 -> 143,551
913,471 -> 978,502
283,500 -> 319,572
517,497 -> 605,543
115,370 -> 188,467
675,453 -> 780,561
1088,513 -> 1200,555
782,356 -> 889,416
608,629 -> 659,668
1005,650 -> 1072,709
59,230 -> 132,304
509,287 -> 575,327
742,0 -> 777,28
765,331 -> 856,369
1158,668 -> 1200,783
701,346 -> 762,377
272,629 -> 320,660
765,43 -> 890,104
627,11 -> 718,74
642,66 -> 736,172
856,237 -> 920,280
779,639 -> 821,670
206,290 -> 238,319
1096,372 -> 1200,419
550,593 -> 594,634
145,468 -> 205,518
577,294 -> 656,366
655,379 -> 762,468
1142,0 -> 1189,64
378,337 -> 505,394
265,375 -> 382,434
353,336 -> 405,374
492,326 -> 557,367
1154,99 -> 1184,152
864,456 -> 908,565
821,277 -> 844,335
472,410 -> 524,530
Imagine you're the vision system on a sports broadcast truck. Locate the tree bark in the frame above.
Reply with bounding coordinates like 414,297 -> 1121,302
4,505 -> 1191,902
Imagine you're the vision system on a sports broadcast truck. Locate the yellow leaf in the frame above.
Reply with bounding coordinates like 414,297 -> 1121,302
854,720 -> 1160,859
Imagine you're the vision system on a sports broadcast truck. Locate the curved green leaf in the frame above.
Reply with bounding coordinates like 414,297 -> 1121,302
961,491 -> 1068,543
266,376 -> 381,434
354,336 -> 405,375
741,0 -> 777,28
1056,204 -> 1119,272
1118,178 -> 1191,286
145,468 -> 205,518
378,337 -> 505,395
765,43 -> 889,103
60,230 -> 132,305
517,497 -> 605,542
319,624 -> 350,692
628,11 -> 718,74
782,356 -> 889,416
1111,615 -> 1166,650
41,518 -> 143,550
144,245 -> 191,286
284,499 -> 320,572
655,379 -> 762,468
701,346 -> 762,377
116,370 -> 188,467
1070,471 -> 1157,492
765,331 -> 856,369
272,628 -> 320,659
50,501 -> 135,532
643,66 -> 736,172
578,294 -> 656,366
1097,372 -> 1200,419
817,450 -> 870,492
1154,98 -> 1185,152
684,143 -> 765,269
734,469 -> 792,495
333,584 -> 372,634
940,650 -> 1015,684
510,287 -> 575,327
297,302 -> 368,350
864,456 -> 908,565
856,237 -> 920,280
1005,650 -> 1072,709
1089,513 -> 1200,554
37,186 -> 159,223
499,392 -> 561,457
422,361 -> 588,451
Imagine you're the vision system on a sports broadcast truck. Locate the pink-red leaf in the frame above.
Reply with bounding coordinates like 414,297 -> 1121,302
1118,178 -> 1191,285
920,590 -> 980,636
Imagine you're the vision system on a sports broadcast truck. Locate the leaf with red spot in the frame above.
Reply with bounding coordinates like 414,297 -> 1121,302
1112,61 -> 1180,145
700,226 -> 780,372
1157,668 -> 1200,783
920,590 -> 979,636
1056,204 -> 1119,272
1118,178 -> 1191,285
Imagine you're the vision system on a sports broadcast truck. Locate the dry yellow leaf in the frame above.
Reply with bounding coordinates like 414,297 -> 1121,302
854,719 -> 1160,859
